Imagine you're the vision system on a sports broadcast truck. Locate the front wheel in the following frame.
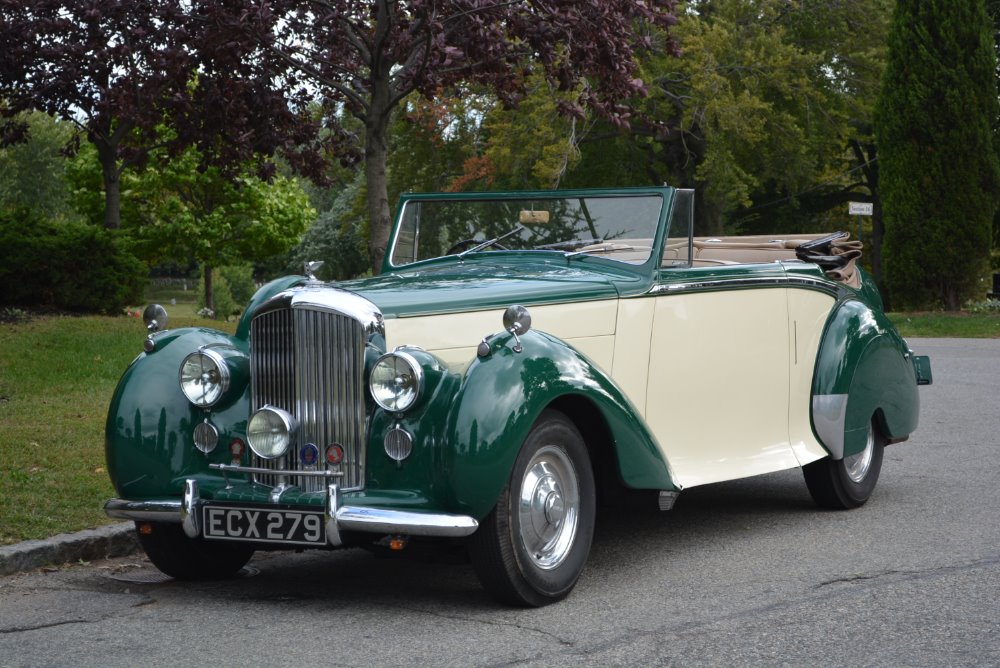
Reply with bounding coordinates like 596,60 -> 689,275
136,522 -> 254,580
803,420 -> 885,510
468,410 -> 595,607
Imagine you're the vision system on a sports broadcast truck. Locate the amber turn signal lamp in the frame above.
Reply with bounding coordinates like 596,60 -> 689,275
389,536 -> 408,551
138,523 -> 153,535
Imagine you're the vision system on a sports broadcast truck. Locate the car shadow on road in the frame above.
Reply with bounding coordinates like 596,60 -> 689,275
87,469 -> 824,610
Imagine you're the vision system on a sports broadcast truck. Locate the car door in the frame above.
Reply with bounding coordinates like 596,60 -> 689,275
644,272 -> 800,488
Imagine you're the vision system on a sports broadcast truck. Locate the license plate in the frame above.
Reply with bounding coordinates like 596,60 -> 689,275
202,506 -> 326,546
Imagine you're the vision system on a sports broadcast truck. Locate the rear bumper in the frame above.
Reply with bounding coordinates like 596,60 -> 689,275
105,479 -> 479,546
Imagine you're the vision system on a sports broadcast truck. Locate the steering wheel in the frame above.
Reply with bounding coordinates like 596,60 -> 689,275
446,239 -> 508,255
446,239 -> 479,255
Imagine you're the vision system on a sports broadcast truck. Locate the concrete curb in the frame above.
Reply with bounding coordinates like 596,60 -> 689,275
0,522 -> 139,576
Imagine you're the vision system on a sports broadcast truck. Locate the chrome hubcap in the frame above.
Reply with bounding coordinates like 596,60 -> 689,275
844,424 -> 875,483
518,445 -> 580,570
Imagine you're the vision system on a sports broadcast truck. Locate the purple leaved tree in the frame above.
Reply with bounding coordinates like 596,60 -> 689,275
0,1 -> 326,230
200,0 -> 679,272
0,1 -> 197,229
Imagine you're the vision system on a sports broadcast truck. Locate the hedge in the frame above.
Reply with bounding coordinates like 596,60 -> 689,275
0,210 -> 146,314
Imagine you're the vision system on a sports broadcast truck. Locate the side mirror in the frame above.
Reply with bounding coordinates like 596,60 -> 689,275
478,305 -> 533,358
143,304 -> 169,333
502,304 -> 532,336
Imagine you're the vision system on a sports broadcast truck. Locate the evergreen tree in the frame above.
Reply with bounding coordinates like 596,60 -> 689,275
875,0 -> 1000,310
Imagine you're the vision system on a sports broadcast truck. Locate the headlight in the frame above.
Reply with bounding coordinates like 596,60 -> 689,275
178,349 -> 230,407
370,351 -> 424,412
247,406 -> 297,460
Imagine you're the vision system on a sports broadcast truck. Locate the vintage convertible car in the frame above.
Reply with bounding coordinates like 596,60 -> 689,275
105,186 -> 932,606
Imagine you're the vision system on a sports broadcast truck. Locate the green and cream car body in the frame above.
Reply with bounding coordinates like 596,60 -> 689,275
105,186 -> 931,606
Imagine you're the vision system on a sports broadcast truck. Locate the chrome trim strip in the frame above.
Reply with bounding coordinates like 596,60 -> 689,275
104,498 -> 183,523
812,394 -> 848,459
649,275 -> 838,296
209,463 -> 343,478
255,286 -> 385,338
182,479 -> 201,538
335,506 -> 479,537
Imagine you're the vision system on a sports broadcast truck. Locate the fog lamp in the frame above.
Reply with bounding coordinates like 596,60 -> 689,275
247,406 -> 297,460
384,426 -> 413,462
193,420 -> 219,453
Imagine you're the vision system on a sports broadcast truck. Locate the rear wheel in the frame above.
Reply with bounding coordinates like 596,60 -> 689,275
136,522 -> 254,580
468,410 -> 595,607
804,420 -> 885,510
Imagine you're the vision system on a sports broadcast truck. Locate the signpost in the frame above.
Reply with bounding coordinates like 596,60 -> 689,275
848,201 -> 873,244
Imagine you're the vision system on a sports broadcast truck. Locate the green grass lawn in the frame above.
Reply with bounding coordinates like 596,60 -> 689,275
0,296 -> 234,546
1,305 -> 998,546
888,311 -> 1000,338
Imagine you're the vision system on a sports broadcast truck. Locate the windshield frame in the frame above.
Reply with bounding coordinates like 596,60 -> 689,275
383,187 -> 676,275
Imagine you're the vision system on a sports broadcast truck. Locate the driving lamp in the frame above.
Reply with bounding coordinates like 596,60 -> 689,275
247,406 -> 297,460
370,352 -> 424,412
178,349 -> 230,407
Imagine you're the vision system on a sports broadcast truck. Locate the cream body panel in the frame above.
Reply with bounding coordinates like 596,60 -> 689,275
385,300 -> 618,372
787,289 -> 837,465
646,289 -> 798,488
610,298 -> 656,417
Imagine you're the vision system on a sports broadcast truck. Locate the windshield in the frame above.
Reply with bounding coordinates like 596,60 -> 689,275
389,194 -> 664,266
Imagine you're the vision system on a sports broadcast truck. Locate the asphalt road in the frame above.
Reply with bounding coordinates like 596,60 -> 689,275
1,337 -> 996,667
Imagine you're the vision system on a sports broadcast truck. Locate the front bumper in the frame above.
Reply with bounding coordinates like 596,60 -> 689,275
105,479 -> 479,546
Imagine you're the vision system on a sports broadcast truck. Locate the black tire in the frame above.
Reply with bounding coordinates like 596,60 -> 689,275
803,420 -> 885,510
468,410 -> 595,607
136,522 -> 254,580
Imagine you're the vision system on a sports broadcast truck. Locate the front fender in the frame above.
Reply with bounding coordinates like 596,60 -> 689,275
441,330 -> 675,519
812,299 -> 919,459
105,328 -> 249,499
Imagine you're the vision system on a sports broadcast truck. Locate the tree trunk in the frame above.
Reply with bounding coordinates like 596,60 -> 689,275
94,139 -> 121,230
359,0 -> 401,275
203,265 -> 214,315
365,120 -> 392,274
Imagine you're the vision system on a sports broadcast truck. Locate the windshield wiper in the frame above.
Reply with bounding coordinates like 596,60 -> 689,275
456,225 -> 524,259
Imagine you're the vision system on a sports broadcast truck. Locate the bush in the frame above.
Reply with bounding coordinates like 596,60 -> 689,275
965,299 -> 1000,315
0,209 -> 146,314
218,264 -> 256,306
196,265 -> 255,319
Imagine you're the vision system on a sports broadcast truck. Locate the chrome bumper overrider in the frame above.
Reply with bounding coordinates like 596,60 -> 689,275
104,479 -> 479,546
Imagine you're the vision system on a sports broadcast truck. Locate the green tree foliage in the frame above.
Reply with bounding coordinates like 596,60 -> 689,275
464,77 -> 582,191
67,142 -> 316,311
875,0 -> 1000,310
285,174 -> 369,282
0,111 -> 76,220
560,1 -> 886,235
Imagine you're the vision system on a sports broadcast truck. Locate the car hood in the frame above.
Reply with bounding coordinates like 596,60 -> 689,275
337,258 -> 632,318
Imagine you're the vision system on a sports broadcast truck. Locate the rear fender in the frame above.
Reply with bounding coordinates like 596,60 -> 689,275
812,299 -> 919,459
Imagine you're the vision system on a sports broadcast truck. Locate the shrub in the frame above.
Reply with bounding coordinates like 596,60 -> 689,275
0,210 -> 146,314
218,264 -> 256,306
196,265 -> 256,319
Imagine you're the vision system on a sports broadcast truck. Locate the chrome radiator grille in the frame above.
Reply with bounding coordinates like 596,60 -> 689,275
250,306 -> 367,491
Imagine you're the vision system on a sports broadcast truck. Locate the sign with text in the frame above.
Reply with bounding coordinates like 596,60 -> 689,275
849,201 -> 874,216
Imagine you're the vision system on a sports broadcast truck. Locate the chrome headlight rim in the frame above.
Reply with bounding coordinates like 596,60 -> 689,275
178,348 -> 231,408
370,350 -> 425,413
246,406 -> 297,460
